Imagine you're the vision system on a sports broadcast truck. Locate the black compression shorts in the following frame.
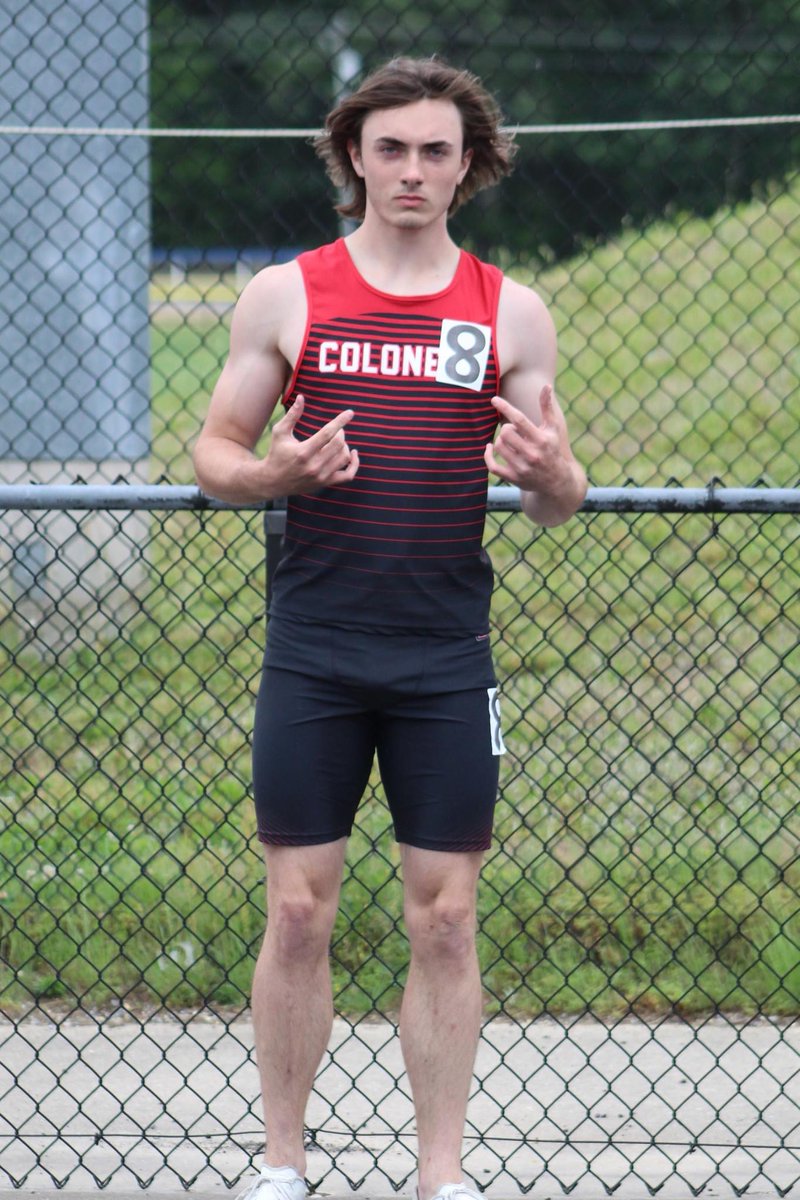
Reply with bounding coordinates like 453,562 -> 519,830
252,617 -> 506,853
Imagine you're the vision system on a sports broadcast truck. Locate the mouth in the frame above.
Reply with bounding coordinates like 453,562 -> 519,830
396,194 -> 424,206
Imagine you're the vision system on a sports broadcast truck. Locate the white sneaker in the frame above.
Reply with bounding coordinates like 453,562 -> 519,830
234,1164 -> 307,1200
424,1185 -> 482,1200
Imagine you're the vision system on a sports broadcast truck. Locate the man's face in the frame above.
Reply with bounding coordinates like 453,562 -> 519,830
348,98 -> 473,230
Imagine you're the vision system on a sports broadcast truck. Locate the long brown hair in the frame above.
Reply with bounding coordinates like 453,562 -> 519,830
315,56 -> 516,220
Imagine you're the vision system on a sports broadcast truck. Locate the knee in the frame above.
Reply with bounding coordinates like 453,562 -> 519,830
405,896 -> 477,966
266,893 -> 335,965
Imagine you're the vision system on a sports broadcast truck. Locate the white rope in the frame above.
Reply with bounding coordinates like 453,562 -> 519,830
0,125 -> 321,138
0,114 -> 799,140
512,114 -> 800,134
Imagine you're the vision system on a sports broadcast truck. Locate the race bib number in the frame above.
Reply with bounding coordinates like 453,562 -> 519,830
487,687 -> 507,756
435,319 -> 491,392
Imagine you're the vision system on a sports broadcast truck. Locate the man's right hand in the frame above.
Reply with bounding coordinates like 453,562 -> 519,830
262,395 -> 359,495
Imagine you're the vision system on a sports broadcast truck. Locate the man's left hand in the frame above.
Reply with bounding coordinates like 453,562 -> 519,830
484,386 -> 572,495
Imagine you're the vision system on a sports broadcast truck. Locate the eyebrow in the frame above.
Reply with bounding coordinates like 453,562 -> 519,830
373,136 -> 454,151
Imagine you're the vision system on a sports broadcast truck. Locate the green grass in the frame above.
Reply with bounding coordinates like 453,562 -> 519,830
2,507 -> 797,1018
1,180 -> 799,1018
519,177 -> 800,489
149,175 -> 800,487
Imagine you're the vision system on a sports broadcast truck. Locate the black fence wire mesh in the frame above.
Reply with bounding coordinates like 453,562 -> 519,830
1,0 -> 800,1194
1,496 -> 799,1195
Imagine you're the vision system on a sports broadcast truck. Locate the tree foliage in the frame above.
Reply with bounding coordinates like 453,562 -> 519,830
150,0 -> 800,261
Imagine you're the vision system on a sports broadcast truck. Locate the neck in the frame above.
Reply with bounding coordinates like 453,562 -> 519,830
345,216 -> 461,295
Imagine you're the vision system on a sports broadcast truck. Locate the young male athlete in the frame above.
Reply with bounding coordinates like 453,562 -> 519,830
194,56 -> 586,1200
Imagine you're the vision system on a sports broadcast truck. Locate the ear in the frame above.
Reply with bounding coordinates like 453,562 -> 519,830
347,138 -> 365,179
456,146 -> 473,186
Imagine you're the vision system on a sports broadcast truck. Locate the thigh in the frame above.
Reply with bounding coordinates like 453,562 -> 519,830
252,666 -> 377,846
376,687 -> 502,853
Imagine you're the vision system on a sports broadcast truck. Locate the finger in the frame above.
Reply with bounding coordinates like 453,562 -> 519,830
326,448 -> 359,486
316,428 -> 354,471
337,448 -> 359,480
273,396 -> 306,441
304,407 -> 355,449
307,430 -> 356,483
484,442 -> 513,481
280,394 -> 305,427
491,395 -> 534,432
539,384 -> 556,423
495,423 -> 532,459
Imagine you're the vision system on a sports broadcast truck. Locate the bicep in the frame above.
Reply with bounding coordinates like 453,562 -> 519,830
198,272 -> 292,451
201,347 -> 286,452
497,279 -> 557,420
497,280 -> 572,441
500,363 -> 554,425
500,360 -> 575,460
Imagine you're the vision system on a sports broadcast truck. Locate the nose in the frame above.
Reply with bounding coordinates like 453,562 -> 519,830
401,149 -> 423,186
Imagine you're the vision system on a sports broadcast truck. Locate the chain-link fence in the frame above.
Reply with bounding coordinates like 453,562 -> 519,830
2,492 -> 799,1194
1,1 -> 800,1195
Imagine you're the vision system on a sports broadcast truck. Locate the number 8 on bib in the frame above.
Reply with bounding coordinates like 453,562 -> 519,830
436,319 -> 492,392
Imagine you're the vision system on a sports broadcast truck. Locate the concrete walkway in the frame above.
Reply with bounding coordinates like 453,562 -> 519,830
1,1012 -> 799,1197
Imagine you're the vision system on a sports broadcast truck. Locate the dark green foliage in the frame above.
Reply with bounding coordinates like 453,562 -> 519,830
150,0 -> 800,260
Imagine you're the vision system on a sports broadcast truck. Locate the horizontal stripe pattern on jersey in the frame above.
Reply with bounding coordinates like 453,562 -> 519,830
269,238 -> 503,634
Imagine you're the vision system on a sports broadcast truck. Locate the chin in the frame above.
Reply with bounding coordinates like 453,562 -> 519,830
390,210 -> 433,230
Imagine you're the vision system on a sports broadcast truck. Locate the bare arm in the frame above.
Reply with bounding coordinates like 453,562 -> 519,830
486,278 -> 587,527
193,262 -> 358,503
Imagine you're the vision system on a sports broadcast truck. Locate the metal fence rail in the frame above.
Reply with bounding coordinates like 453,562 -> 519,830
1,486 -> 798,1195
2,484 -> 800,513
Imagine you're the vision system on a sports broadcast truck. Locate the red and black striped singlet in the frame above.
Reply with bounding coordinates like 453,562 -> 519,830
268,238 -> 503,634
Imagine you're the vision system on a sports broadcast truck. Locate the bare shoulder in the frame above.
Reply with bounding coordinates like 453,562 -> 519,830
496,274 -> 557,376
228,257 -> 306,366
497,274 -> 555,333
233,258 -> 304,327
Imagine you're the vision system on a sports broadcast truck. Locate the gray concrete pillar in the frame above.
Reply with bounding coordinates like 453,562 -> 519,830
0,0 -> 150,647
